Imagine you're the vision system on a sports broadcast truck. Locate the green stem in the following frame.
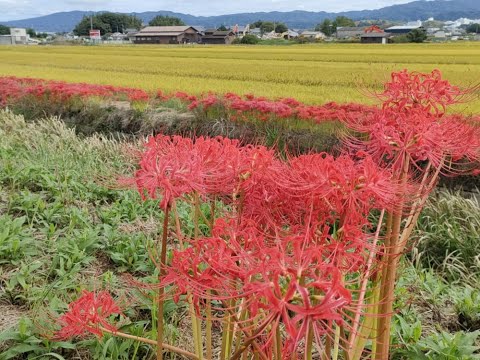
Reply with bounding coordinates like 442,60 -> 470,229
157,205 -> 170,360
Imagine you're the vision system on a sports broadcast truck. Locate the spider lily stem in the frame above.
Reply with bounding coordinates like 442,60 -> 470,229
157,205 -> 170,360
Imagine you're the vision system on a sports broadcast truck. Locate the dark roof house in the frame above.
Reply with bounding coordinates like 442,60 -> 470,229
131,26 -> 202,44
336,27 -> 366,39
360,32 -> 393,44
202,29 -> 236,44
385,25 -> 424,34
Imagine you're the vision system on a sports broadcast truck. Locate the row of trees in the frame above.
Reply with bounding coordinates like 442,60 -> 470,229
73,13 -> 142,36
314,16 -> 355,36
250,20 -> 288,34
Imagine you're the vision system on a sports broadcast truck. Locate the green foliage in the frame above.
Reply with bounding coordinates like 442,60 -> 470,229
397,330 -> 480,359
413,191 -> 480,278
148,15 -> 185,27
391,35 -> 411,43
334,16 -> 356,28
407,28 -> 428,43
217,24 -> 228,31
240,34 -> 260,44
26,28 -> 36,38
0,24 -> 9,35
454,287 -> 480,331
73,12 -> 142,36
274,23 -> 288,34
315,16 -> 355,36
466,24 -> 480,34
315,19 -> 334,36
0,111 -> 162,357
252,21 -> 275,34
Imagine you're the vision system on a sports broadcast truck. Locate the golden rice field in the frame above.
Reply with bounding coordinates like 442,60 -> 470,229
1,43 -> 480,111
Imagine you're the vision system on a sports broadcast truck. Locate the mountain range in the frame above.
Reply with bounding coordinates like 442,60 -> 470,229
1,0 -> 480,33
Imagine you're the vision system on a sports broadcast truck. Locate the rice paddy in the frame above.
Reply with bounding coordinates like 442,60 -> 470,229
0,43 -> 480,111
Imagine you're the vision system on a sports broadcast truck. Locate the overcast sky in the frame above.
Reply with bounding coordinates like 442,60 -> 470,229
1,0 -> 416,21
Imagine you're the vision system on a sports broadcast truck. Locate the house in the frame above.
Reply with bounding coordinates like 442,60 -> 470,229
300,31 -> 326,40
232,25 -> 249,37
249,28 -> 262,38
360,32 -> 392,44
433,31 -> 447,40
110,32 -> 128,41
131,26 -> 202,44
202,29 -> 236,44
0,28 -> 29,45
282,30 -> 299,40
385,25 -> 424,34
336,27 -> 366,39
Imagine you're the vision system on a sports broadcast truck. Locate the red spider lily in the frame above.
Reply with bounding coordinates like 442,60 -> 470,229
54,290 -> 121,340
343,70 -> 480,177
377,69 -> 472,116
133,135 -> 204,209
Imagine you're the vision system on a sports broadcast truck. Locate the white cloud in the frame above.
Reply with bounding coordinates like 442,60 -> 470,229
0,0 -> 417,21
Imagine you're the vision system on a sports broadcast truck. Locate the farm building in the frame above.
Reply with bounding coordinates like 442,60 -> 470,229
385,25 -> 424,34
300,31 -> 326,40
282,30 -> 299,40
0,28 -> 29,45
360,32 -> 392,44
202,29 -> 236,44
131,26 -> 202,44
336,27 -> 366,39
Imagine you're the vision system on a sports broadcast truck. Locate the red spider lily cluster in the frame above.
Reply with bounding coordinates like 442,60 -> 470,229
173,91 -> 377,124
129,134 -> 397,356
52,69 -> 479,359
0,76 -> 149,106
0,76 -> 376,126
55,291 -> 120,340
344,70 -> 480,176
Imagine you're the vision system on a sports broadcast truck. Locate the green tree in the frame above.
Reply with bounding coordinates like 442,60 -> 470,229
73,12 -> 141,36
407,28 -> 427,43
26,28 -> 36,37
148,15 -> 185,26
260,21 -> 275,33
315,19 -> 334,36
0,24 -> 10,35
251,20 -> 263,28
466,23 -> 480,33
333,16 -> 355,28
240,34 -> 260,44
217,25 -> 228,31
275,23 -> 288,33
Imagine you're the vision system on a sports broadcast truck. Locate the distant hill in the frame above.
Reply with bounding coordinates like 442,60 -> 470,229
2,0 -> 480,33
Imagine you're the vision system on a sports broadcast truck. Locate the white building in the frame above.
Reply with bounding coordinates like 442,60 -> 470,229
0,28 -> 29,45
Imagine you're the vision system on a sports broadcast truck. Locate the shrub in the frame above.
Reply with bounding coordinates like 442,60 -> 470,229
240,34 -> 260,44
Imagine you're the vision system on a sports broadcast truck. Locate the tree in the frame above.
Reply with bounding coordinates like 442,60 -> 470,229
314,16 -> 355,36
260,21 -> 275,33
315,19 -> 334,36
240,34 -> 260,44
217,25 -> 228,31
26,28 -> 36,38
333,16 -> 355,28
251,20 -> 263,28
466,23 -> 480,33
407,28 -> 427,43
73,12 -> 141,36
148,15 -> 185,27
0,24 -> 9,35
275,23 -> 288,34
